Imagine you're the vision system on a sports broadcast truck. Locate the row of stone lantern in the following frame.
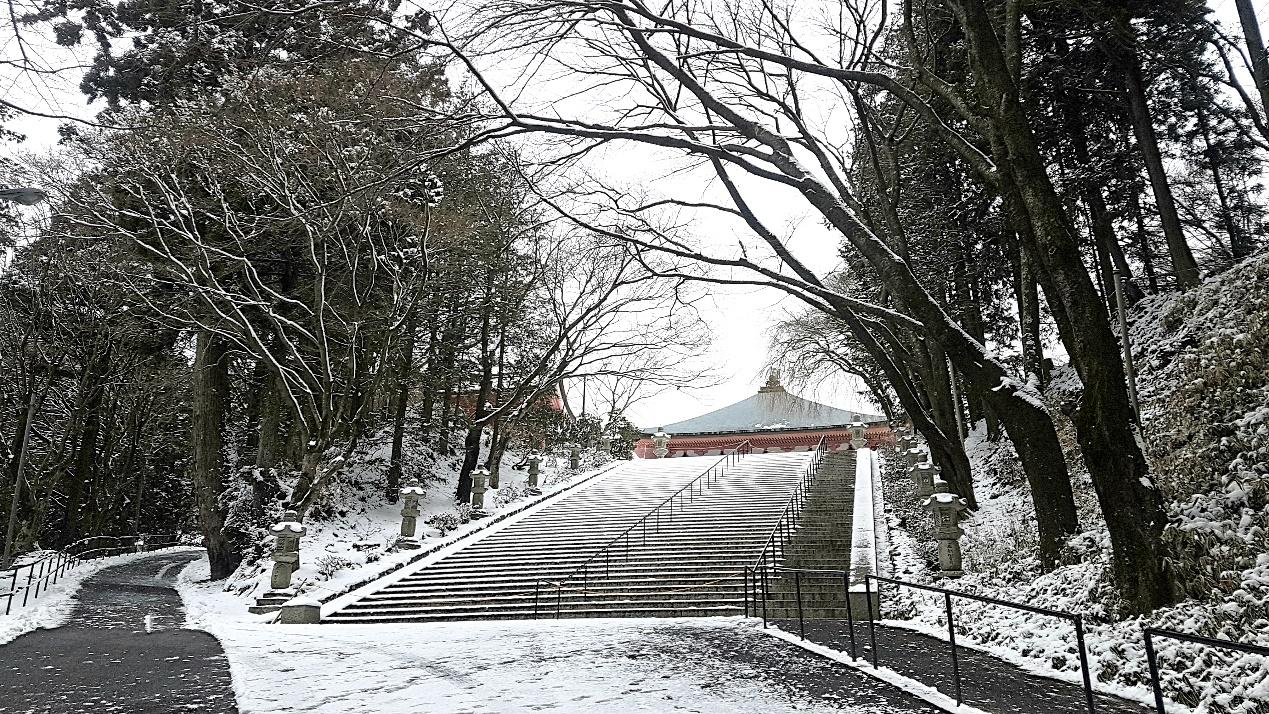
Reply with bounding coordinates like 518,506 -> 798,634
894,426 -> 968,578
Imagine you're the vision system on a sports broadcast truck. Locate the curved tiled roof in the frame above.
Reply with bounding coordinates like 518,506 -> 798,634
651,375 -> 883,435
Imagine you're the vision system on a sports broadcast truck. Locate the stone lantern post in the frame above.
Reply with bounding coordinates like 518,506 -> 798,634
398,478 -> 426,548
527,451 -> 542,490
569,444 -> 581,470
922,492 -> 969,577
269,509 -> 306,590
849,422 -> 868,450
470,467 -> 491,514
908,462 -> 940,498
652,429 -> 671,458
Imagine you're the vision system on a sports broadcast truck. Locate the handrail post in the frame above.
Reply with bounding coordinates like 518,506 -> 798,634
743,567 -> 749,617
945,592 -> 962,706
556,585 -> 562,619
21,565 -> 33,607
534,580 -> 540,619
1144,630 -> 1165,713
866,575 -> 878,667
1074,615 -> 1097,714
794,570 -> 805,640
761,565 -> 768,628
843,571 -> 858,661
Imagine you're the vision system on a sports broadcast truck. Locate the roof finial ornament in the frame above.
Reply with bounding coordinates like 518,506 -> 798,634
758,369 -> 786,394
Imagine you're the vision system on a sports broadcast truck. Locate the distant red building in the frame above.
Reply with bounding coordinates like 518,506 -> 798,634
634,374 -> 894,458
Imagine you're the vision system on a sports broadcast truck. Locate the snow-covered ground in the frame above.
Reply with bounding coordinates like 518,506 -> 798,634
0,546 -> 203,645
179,551 -> 939,714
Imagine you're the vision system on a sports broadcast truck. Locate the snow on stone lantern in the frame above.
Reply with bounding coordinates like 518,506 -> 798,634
652,429 -> 671,458
527,451 -> 542,490
470,467 -> 491,513
904,446 -> 928,468
849,422 -> 868,450
908,462 -> 940,499
398,478 -> 426,548
269,509 -> 306,590
922,492 -> 969,577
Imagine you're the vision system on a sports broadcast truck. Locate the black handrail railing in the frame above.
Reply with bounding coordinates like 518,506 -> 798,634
743,435 -> 829,620
747,568 -> 1098,713
1144,628 -> 1269,713
535,440 -> 752,618
2,533 -> 185,615
864,574 -> 1097,712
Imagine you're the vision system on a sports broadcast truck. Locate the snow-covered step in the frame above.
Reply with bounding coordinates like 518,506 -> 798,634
326,451 -> 814,622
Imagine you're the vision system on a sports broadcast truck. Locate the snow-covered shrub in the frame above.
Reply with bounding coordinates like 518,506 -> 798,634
315,554 -> 356,580
427,504 -> 473,534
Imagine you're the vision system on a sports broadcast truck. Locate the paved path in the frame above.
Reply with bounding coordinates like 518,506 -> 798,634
774,619 -> 1151,714
0,550 -> 237,714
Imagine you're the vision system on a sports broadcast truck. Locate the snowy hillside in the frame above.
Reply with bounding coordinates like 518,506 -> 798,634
882,252 -> 1269,713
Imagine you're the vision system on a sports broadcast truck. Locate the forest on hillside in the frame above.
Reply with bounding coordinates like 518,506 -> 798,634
1,0 -> 1266,625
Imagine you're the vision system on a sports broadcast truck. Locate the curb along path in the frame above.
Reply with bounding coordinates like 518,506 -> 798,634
0,550 -> 237,714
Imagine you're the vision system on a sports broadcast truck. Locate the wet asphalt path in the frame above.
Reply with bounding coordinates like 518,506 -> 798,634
0,550 -> 237,714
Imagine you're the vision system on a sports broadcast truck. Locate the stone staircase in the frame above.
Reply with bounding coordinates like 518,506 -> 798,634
325,451 -> 814,623
757,450 -> 881,620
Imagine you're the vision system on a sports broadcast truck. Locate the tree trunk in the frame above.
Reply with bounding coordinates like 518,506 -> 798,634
1235,0 -> 1269,124
387,319 -> 419,502
191,330 -> 238,580
953,0 -> 1174,610
1111,29 -> 1200,288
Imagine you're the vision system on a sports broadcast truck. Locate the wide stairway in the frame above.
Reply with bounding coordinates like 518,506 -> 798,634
326,451 -> 813,623
760,450 -> 880,619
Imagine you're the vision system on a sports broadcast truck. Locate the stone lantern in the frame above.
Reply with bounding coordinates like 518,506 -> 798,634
922,492 -> 969,577
134,533 -> 148,554
849,422 -> 868,450
908,462 -> 940,498
903,446 -> 928,468
398,478 -> 427,548
569,444 -> 581,470
268,509 -> 306,591
652,429 -> 671,458
897,434 -> 918,452
470,467 -> 491,513
527,451 -> 542,490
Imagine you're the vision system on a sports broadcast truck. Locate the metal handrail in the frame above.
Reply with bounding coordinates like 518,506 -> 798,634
535,440 -> 753,617
2,533 -> 184,615
864,574 -> 1096,711
748,435 -> 829,575
1144,627 -> 1269,713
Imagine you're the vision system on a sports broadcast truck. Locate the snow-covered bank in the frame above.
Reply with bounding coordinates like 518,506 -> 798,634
881,253 -> 1269,713
0,547 -> 203,645
217,435 -> 616,610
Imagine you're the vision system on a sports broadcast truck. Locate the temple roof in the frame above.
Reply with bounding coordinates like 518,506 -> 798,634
652,373 -> 884,436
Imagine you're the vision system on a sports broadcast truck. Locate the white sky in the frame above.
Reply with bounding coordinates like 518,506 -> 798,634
2,0 -> 1258,429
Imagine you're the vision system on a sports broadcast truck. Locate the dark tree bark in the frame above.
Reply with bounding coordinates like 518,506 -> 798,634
1103,23 -> 1200,288
953,0 -> 1175,610
1235,0 -> 1269,124
191,330 -> 238,580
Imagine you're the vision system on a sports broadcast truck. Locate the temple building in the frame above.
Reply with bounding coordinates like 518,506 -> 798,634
634,373 -> 894,458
